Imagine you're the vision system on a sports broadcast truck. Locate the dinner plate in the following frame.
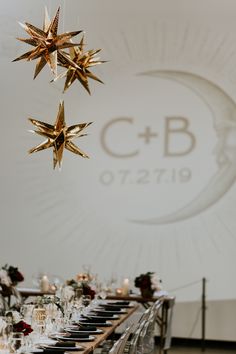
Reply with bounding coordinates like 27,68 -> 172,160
101,303 -> 134,308
41,344 -> 84,351
56,335 -> 96,342
86,314 -> 119,320
64,327 -> 104,334
79,320 -> 112,327
94,308 -> 127,314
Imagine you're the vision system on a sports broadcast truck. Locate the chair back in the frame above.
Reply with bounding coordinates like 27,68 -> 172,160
109,324 -> 134,354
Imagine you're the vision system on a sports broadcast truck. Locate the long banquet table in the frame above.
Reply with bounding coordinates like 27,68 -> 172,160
17,289 -> 174,354
17,289 -> 139,354
71,304 -> 139,354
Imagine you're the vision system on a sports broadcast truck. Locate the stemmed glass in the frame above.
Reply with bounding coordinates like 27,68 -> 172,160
0,317 -> 11,353
80,295 -> 92,317
9,332 -> 24,354
31,307 -> 46,341
97,283 -> 108,300
20,304 -> 34,325
81,295 -> 91,307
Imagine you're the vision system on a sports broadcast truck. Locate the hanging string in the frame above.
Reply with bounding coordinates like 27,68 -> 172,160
48,0 -> 52,18
188,306 -> 202,338
167,279 -> 203,293
62,0 -> 66,33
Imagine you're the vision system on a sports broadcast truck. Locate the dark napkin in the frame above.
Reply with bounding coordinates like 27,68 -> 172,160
78,325 -> 97,331
35,349 -> 82,354
91,312 -> 114,317
80,316 -> 107,323
70,324 -> 97,331
39,350 -> 66,354
55,342 -> 76,347
62,332 -> 89,339
101,306 -> 122,311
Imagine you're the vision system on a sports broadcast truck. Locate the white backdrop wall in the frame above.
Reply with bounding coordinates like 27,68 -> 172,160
1,0 -> 236,340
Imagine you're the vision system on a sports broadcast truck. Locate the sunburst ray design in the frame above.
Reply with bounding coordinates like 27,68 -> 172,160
28,101 -> 92,169
13,7 -> 82,78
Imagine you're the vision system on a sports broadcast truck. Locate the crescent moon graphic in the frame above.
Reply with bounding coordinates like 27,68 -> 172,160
132,70 -> 236,224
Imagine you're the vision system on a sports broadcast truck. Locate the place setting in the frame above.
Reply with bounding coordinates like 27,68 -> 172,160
100,301 -> 134,309
51,332 -> 96,343
64,324 -> 103,335
82,312 -> 120,320
36,340 -> 85,352
93,305 -> 128,314
77,316 -> 113,327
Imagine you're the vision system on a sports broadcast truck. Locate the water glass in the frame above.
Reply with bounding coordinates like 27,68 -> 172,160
81,295 -> 91,307
9,332 -> 23,353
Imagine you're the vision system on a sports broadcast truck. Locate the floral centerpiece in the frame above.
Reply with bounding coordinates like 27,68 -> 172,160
66,273 -> 95,300
13,320 -> 33,336
134,272 -> 162,298
5,311 -> 33,336
0,265 -> 24,297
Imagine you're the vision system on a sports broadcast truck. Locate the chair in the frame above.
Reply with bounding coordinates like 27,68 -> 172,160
163,297 -> 175,350
128,299 -> 164,354
109,324 -> 134,354
128,319 -> 146,354
141,300 -> 163,354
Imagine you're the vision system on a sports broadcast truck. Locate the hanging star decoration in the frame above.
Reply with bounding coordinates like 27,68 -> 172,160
54,35 -> 106,94
13,7 -> 82,78
28,101 -> 92,169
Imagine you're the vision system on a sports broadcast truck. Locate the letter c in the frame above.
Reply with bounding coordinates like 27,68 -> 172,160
101,117 -> 139,158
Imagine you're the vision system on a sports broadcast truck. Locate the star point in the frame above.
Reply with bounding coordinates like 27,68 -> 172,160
28,101 -> 92,169
55,35 -> 106,94
13,7 -> 82,78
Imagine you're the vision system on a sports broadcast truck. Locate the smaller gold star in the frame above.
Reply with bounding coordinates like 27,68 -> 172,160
13,7 -> 82,79
29,101 -> 92,169
55,35 -> 106,94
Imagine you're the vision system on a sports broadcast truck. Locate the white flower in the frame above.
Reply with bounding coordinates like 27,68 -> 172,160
61,286 -> 74,301
0,317 -> 7,333
0,269 -> 12,287
11,311 -> 21,323
151,273 -> 162,291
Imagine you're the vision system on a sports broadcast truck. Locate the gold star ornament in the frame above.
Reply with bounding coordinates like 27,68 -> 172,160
56,35 -> 106,94
13,7 -> 82,79
29,101 -> 92,169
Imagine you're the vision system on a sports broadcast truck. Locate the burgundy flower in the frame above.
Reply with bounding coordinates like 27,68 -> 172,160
13,321 -> 33,336
134,272 -> 153,290
8,266 -> 24,284
0,284 -> 13,297
83,284 -> 95,299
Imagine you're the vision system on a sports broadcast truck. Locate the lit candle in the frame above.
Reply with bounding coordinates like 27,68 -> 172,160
122,278 -> 129,296
40,275 -> 50,292
116,288 -> 123,295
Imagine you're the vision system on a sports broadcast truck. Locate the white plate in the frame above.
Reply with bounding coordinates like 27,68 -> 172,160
56,335 -> 96,342
65,327 -> 103,334
41,344 -> 84,351
104,302 -> 133,308
94,308 -> 127,314
86,314 -> 119,320
79,321 -> 112,327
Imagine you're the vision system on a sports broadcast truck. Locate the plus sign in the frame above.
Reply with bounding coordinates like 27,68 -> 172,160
138,126 -> 158,144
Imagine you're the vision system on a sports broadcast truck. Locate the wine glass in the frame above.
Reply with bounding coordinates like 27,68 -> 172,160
20,304 -> 34,325
97,283 -> 108,300
32,308 -> 46,340
81,295 -> 91,307
9,332 -> 23,353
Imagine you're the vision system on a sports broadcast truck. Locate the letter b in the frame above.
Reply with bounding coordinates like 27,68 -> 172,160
164,117 -> 196,157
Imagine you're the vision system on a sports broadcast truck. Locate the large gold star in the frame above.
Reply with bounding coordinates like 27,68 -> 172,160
13,7 -> 82,79
55,35 -> 106,94
28,101 -> 92,169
